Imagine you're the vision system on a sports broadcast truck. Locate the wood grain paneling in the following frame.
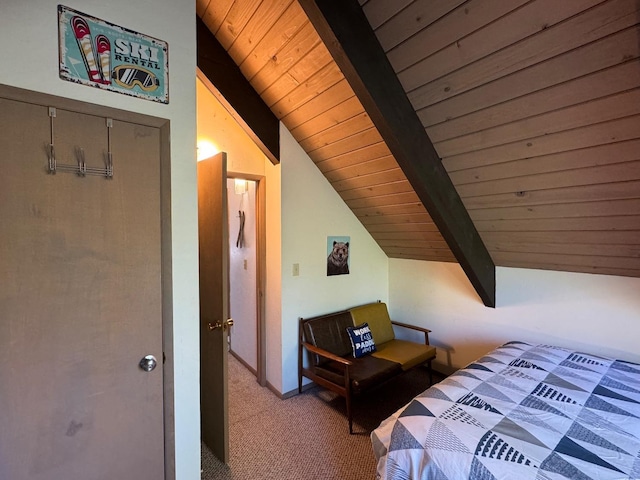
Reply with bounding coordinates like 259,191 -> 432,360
419,26 -> 640,126
361,0 -> 413,29
246,21 -> 319,93
463,181 -> 640,210
443,115 -> 640,172
428,60 -> 640,143
470,199 -> 640,221
199,0 -> 640,279
436,89 -> 640,158
388,0 -> 529,73
450,139 -> 640,185
408,0 -> 635,108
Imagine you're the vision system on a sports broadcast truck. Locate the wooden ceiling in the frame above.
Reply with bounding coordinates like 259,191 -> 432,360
196,0 -> 640,280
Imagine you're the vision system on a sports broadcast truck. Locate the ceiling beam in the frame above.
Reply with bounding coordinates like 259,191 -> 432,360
196,17 -> 280,164
298,0 -> 496,307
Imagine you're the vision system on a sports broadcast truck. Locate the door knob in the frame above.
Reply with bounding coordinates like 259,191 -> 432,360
207,319 -> 234,331
139,355 -> 157,372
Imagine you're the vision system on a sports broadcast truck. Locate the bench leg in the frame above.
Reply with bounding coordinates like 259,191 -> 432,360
346,390 -> 353,434
428,359 -> 433,386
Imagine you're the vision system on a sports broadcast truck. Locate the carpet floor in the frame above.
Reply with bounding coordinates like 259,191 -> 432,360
201,354 -> 437,479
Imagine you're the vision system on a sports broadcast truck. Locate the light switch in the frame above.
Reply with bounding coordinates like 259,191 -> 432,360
292,263 -> 299,276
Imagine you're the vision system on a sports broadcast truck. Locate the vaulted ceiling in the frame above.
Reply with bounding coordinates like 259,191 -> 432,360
196,0 -> 640,302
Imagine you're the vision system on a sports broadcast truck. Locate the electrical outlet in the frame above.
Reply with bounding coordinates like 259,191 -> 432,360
243,259 -> 248,270
292,263 -> 299,276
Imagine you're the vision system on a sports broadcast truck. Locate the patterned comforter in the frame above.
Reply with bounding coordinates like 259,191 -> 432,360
371,342 -> 640,480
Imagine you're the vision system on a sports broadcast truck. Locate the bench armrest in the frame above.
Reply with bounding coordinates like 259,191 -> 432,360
391,320 -> 431,344
302,342 -> 353,366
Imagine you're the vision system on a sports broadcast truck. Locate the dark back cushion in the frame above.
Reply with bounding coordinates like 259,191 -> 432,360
302,311 -> 353,365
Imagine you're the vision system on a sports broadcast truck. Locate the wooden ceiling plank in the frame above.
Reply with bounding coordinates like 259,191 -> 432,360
360,213 -> 434,226
315,144 -> 392,174
470,199 -> 640,222
428,59 -> 640,143
462,180 -> 640,210
388,0 -> 528,74
492,251 -> 640,271
299,0 -> 496,306
196,0 -> 212,19
339,179 -> 415,201
345,191 -> 426,211
436,88 -> 640,158
321,154 -> 397,180
299,111 -> 373,151
485,240 -> 640,258
373,0 -> 465,52
290,94 -> 361,141
227,0 -> 294,65
494,260 -> 640,278
366,223 -> 441,234
280,79 -> 354,130
418,25 -> 640,127
197,17 -> 280,164
408,0 -> 633,109
384,246 -> 455,256
215,0 -> 262,50
480,230 -> 640,246
332,167 -> 407,192
371,231 -> 446,241
353,202 -> 427,217
247,20 -> 320,94
271,61 -> 345,117
450,139 -> 640,185
475,215 -> 640,233
200,0 -> 234,34
307,126 -> 383,161
377,239 -> 450,249
261,42 -> 333,108
443,114 -> 640,172
456,160 -> 640,198
388,252 -> 458,263
361,0 -> 413,30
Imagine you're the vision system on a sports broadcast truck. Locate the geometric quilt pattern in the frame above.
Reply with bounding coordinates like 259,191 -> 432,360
372,342 -> 640,479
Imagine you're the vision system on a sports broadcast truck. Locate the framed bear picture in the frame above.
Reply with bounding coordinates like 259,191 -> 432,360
327,236 -> 350,276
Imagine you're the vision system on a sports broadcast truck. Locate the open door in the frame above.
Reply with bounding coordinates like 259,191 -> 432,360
198,152 -> 230,463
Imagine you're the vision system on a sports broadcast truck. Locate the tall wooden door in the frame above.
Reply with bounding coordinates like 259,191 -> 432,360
0,98 -> 165,479
198,153 -> 230,463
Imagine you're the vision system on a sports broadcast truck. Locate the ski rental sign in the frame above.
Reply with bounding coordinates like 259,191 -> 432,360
58,5 -> 169,103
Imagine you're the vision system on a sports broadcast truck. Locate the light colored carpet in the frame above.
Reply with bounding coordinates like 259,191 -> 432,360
201,354 -> 436,479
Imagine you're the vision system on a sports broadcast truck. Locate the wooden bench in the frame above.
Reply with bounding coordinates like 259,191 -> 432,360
298,301 -> 436,433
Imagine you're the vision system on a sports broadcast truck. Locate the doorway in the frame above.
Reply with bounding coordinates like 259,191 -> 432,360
199,157 -> 268,465
0,86 -> 171,479
227,176 -> 266,385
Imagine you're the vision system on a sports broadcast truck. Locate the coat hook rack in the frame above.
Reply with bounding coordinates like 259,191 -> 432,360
47,107 -> 114,179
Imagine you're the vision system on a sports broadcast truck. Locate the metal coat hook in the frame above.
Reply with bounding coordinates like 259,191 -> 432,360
46,107 -> 114,179
236,210 -> 245,248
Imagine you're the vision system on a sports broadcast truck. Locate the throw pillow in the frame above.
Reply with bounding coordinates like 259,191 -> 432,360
346,323 -> 376,358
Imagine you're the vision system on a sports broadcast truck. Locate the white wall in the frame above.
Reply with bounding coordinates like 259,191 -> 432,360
228,179 -> 258,370
389,259 -> 640,375
0,1 -> 199,478
280,125 -> 389,394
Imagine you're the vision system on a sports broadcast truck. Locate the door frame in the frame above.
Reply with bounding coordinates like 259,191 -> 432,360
227,172 -> 267,387
0,84 -> 176,480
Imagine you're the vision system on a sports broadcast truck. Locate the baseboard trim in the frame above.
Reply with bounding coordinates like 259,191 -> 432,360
229,350 -> 257,377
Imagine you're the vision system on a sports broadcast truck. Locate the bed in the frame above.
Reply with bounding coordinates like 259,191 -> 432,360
371,341 -> 640,480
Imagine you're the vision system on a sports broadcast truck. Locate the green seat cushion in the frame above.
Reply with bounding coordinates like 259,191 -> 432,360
371,339 -> 436,371
349,302 -> 395,345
